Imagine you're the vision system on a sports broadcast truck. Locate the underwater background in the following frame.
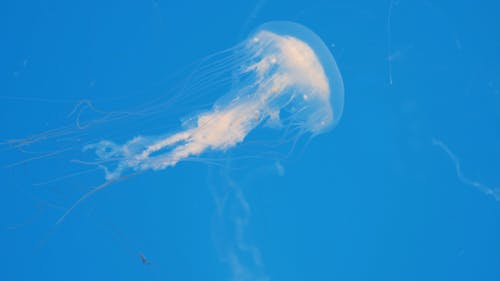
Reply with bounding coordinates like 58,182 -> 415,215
1,0 -> 500,280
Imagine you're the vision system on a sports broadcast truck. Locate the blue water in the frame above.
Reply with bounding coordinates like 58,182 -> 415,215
1,1 -> 500,281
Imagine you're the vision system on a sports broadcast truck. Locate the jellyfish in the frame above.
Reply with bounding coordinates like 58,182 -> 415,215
84,21 -> 344,182
3,21 -> 344,224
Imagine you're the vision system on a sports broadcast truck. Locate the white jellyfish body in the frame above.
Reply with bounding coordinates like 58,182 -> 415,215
87,21 -> 344,181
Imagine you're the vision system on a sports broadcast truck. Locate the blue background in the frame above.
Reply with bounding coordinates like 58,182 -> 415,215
1,0 -> 500,280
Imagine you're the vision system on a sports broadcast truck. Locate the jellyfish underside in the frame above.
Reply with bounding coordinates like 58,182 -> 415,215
86,22 -> 345,181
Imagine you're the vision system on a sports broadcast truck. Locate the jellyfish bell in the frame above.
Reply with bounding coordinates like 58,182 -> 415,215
245,21 -> 344,135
